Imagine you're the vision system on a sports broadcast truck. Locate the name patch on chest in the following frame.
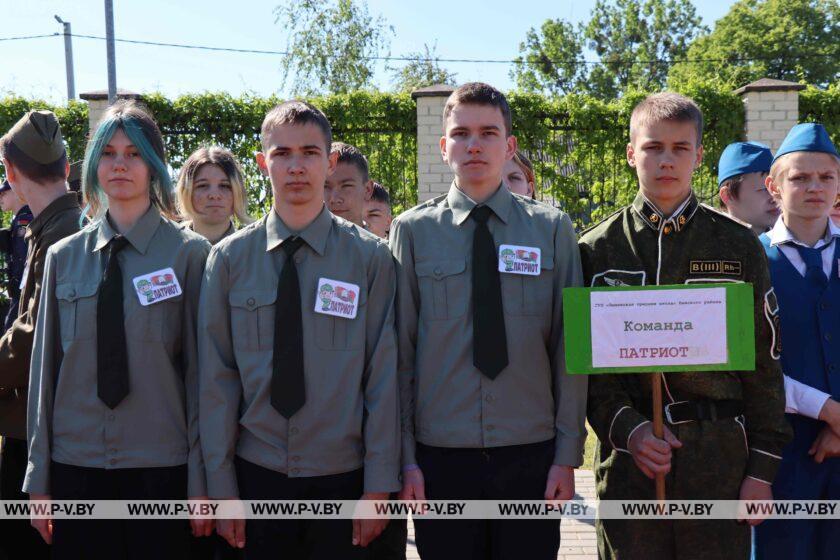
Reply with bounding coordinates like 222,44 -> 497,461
498,244 -> 541,276
132,267 -> 182,306
314,278 -> 359,319
689,260 -> 742,276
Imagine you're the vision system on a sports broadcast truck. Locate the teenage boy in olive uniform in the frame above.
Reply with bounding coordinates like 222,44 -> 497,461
199,101 -> 400,560
0,111 -> 80,560
578,93 -> 791,560
391,82 -> 587,560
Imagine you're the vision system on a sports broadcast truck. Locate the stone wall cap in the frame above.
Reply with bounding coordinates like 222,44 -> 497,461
79,89 -> 143,101
734,78 -> 806,95
412,84 -> 456,99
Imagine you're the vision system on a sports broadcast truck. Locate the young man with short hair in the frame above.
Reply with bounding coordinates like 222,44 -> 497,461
578,93 -> 791,559
755,123 -> 840,560
324,141 -> 374,227
390,82 -> 587,559
718,141 -> 779,234
199,101 -> 399,559
365,182 -> 393,239
0,110 -> 81,560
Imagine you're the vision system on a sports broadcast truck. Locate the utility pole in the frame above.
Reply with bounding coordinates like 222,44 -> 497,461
104,0 -> 117,104
54,16 -> 76,101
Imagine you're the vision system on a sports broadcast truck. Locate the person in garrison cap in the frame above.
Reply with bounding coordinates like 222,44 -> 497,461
0,180 -> 33,331
718,141 -> 779,235
754,123 -> 840,560
0,110 -> 81,559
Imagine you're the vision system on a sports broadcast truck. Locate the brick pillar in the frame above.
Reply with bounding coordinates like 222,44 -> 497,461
79,89 -> 143,131
412,85 -> 455,202
734,78 -> 805,152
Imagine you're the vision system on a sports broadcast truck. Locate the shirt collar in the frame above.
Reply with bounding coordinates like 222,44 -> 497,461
631,191 -> 699,233
768,216 -> 840,248
93,204 -> 161,254
26,193 -> 78,240
265,204 -> 332,256
446,181 -> 512,226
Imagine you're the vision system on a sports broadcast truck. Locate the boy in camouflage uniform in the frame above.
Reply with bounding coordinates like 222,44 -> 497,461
578,93 -> 791,560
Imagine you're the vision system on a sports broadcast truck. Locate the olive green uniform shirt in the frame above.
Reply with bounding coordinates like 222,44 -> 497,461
0,193 -> 81,440
24,205 -> 210,496
198,207 -> 400,498
390,183 -> 588,468
578,192 -> 792,484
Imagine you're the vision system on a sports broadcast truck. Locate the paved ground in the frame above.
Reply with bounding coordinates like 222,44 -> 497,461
405,470 -> 597,560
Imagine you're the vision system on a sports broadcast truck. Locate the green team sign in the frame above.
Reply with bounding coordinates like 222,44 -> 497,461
563,283 -> 756,374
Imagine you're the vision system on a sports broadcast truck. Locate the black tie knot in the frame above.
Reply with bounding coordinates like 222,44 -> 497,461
282,236 -> 304,256
471,206 -> 492,224
109,235 -> 129,254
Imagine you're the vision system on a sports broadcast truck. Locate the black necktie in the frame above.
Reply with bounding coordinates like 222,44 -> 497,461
271,237 -> 306,418
795,244 -> 830,289
97,235 -> 130,409
471,206 -> 508,379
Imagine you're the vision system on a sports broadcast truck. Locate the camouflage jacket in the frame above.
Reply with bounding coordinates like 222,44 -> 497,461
578,191 -> 792,484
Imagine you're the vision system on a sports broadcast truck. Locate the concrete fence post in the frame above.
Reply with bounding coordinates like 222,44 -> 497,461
734,78 -> 805,152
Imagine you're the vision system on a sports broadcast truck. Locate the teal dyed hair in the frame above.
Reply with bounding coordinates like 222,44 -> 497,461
81,100 -> 176,221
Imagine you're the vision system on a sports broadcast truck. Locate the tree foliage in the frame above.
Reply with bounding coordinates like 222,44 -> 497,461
274,0 -> 393,95
668,0 -> 840,89
512,0 -> 706,98
390,43 -> 457,93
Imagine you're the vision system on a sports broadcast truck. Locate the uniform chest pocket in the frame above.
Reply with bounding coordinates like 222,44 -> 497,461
501,255 -> 555,316
314,283 -> 367,351
133,294 -> 184,342
55,282 -> 99,342
229,290 -> 277,352
415,259 -> 468,321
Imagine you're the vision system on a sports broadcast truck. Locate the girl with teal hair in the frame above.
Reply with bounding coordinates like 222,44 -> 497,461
26,100 -> 214,558
81,101 -> 178,221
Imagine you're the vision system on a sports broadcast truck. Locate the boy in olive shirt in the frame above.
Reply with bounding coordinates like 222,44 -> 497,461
390,82 -> 587,559
199,101 -> 400,559
579,93 -> 791,560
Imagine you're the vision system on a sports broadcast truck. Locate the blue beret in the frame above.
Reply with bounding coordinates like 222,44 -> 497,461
718,142 -> 773,185
773,123 -> 838,164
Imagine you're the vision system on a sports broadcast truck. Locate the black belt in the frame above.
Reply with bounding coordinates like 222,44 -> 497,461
642,399 -> 744,425
665,399 -> 744,424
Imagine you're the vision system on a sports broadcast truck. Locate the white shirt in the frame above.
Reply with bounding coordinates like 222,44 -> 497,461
768,216 -> 840,278
767,217 -> 840,419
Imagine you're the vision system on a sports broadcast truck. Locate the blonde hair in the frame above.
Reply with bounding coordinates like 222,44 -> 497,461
629,92 -> 703,145
175,146 -> 253,226
511,150 -> 536,197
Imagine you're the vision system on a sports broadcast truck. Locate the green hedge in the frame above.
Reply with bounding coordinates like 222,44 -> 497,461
0,84 -> 752,229
0,91 -> 417,218
800,84 -> 840,147
509,81 -> 745,224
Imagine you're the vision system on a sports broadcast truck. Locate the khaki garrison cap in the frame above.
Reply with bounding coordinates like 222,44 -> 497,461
2,110 -> 66,164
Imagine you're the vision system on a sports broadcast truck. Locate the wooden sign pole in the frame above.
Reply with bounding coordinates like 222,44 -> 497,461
651,372 -> 666,502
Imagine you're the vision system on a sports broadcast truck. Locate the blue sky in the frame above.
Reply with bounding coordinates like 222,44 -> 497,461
1,0 -> 738,103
